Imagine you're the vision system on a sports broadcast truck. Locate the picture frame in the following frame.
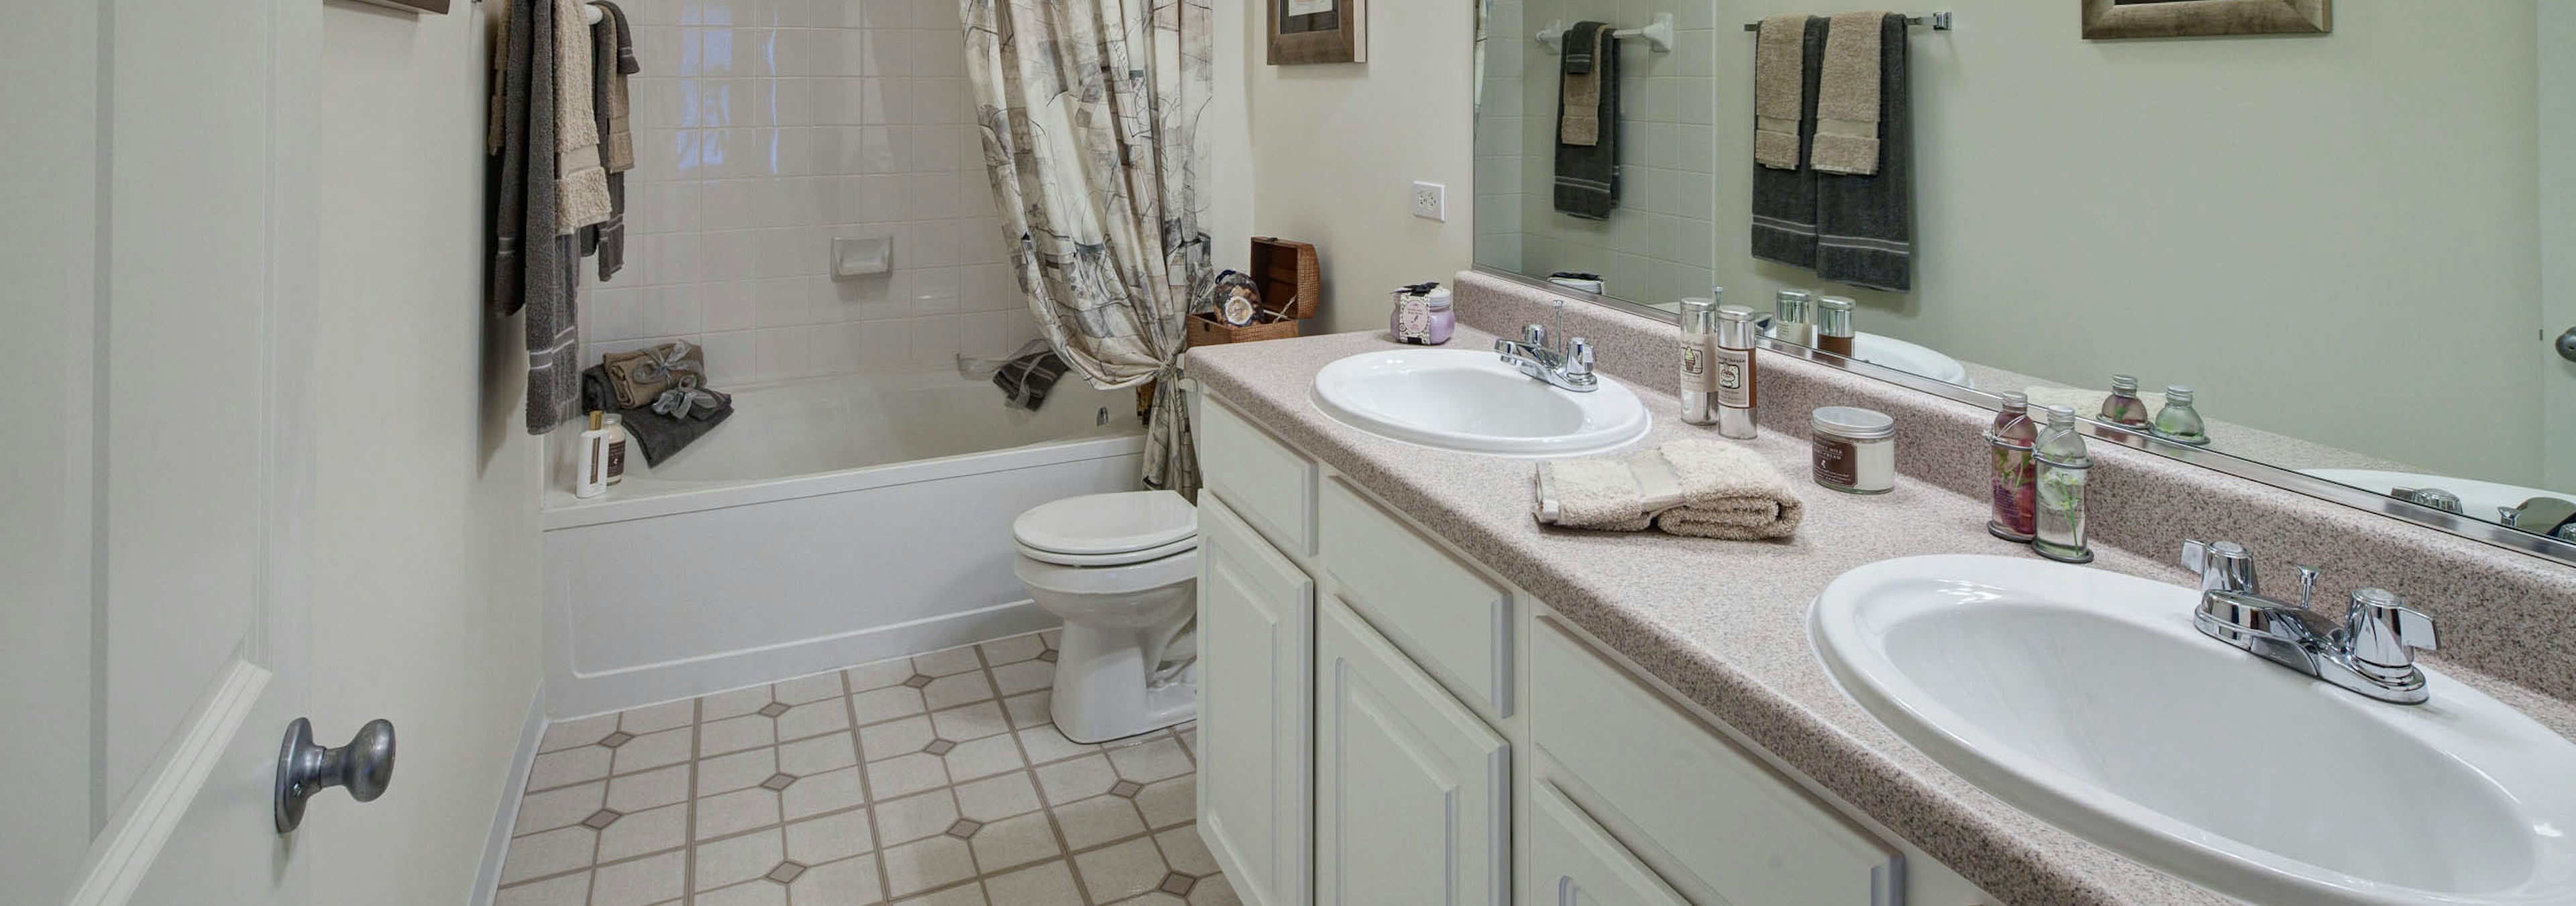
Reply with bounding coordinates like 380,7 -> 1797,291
1269,0 -> 1365,65
339,0 -> 453,12
2081,0 -> 2329,40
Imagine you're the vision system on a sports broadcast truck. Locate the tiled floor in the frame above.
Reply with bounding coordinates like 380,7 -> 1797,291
493,630 -> 1234,906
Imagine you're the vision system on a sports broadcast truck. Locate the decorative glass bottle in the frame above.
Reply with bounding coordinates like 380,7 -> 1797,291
2151,384 -> 2209,445
2098,374 -> 2151,428
1985,392 -> 2038,542
2031,405 -> 2095,564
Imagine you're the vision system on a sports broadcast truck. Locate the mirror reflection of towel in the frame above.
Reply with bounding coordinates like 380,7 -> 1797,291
1552,21 -> 1621,219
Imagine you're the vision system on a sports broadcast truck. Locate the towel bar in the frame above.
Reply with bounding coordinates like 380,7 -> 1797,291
1534,15 -> 1673,54
1741,11 -> 1951,32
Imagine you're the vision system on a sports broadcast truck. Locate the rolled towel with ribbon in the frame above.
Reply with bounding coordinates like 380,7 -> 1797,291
602,340 -> 706,409
651,373 -> 724,420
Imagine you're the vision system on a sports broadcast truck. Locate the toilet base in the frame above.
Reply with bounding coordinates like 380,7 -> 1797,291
1049,622 -> 1199,744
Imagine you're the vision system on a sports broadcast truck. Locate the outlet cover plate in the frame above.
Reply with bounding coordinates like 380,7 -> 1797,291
1412,181 -> 1446,221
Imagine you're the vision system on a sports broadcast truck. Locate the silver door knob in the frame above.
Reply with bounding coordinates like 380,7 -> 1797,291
274,717 -> 396,833
2557,325 -> 2576,363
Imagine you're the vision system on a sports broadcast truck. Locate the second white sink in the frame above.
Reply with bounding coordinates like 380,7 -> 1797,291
1309,348 -> 1650,457
1812,554 -> 2576,906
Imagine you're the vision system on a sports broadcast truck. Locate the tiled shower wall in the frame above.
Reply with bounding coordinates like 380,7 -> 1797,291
1483,0 -> 1719,307
577,0 -> 1041,389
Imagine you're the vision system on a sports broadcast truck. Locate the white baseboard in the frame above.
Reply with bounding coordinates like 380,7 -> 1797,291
543,599 -> 1059,720
467,693 -> 545,906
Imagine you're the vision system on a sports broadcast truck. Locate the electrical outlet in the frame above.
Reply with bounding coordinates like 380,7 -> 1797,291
1411,181 -> 1447,221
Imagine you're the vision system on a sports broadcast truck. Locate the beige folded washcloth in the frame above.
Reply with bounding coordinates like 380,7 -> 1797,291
1812,11 -> 1888,176
1754,14 -> 1810,170
1559,22 -> 1609,147
553,0 -> 612,234
1535,439 -> 1805,540
2022,385 -> 2169,420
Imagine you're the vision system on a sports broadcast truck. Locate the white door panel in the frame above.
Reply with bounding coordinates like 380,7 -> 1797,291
1195,495 -> 1315,906
1314,597 -> 1509,906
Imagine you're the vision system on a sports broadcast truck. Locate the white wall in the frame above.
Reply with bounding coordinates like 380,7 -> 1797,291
1243,0 -> 1480,336
311,3 -> 545,904
1699,0 -> 2541,485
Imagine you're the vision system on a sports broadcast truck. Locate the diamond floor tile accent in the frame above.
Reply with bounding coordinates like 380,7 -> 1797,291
490,627 -> 1218,906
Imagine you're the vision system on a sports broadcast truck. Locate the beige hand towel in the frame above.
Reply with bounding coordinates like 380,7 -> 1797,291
1753,14 -> 1810,170
1559,23 -> 1608,147
1534,440 -> 1805,540
1812,11 -> 1888,176
553,0 -> 612,234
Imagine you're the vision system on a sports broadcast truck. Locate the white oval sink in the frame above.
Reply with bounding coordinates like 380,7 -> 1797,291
2302,468 -> 2575,524
1309,348 -> 1651,457
1851,332 -> 1971,387
1813,555 -> 2576,906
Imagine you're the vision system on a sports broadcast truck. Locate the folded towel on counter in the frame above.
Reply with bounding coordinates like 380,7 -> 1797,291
1751,15 -> 1828,268
602,340 -> 708,409
1552,21 -> 1621,219
990,340 -> 1071,411
1813,11 -> 1913,291
582,364 -> 733,466
1811,11 -> 1886,176
1535,439 -> 1805,540
2022,385 -> 2168,419
1752,14 -> 1811,170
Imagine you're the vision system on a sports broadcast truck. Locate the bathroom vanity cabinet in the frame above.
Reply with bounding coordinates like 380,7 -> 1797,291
1191,391 -> 1992,906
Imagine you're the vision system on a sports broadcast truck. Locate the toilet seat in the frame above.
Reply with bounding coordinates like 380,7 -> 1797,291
1012,490 -> 1198,567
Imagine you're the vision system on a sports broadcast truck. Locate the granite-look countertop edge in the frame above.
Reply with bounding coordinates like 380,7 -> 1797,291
1185,327 -> 2228,906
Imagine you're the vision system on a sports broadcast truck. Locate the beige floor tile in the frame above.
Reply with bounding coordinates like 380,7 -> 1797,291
612,727 -> 696,774
513,781 -> 605,836
977,634 -> 1046,666
1000,691 -> 1052,729
596,802 -> 689,862
608,763 -> 691,812
867,752 -> 951,800
701,713 -> 779,757
500,825 -> 596,885
702,685 -> 777,721
526,745 -> 612,791
592,850 -> 688,906
782,766 -> 866,820
987,660 -> 1054,697
777,699 -> 852,741
967,811 -> 1061,872
1015,725 -> 1099,764
785,808 -> 875,864
1105,738 -> 1191,785
891,883 -> 987,906
1173,725 -> 1196,760
852,687 -> 929,724
979,859 -> 1083,906
920,672 -> 994,711
698,746 -> 779,797
695,786 -> 783,841
493,871 -> 588,906
1051,795 -> 1146,852
620,699 -> 697,735
694,827 -> 786,892
780,732 -> 859,776
861,715 -> 935,760
928,701 -> 1009,742
881,836 -> 977,898
774,670 -> 847,705
695,878 -> 788,906
537,715 -> 619,754
912,645 -> 984,677
1113,895 -> 1186,906
846,658 -> 916,693
1187,872 -> 1241,906
1033,754 -> 1117,805
1073,837 -> 1169,903
790,854 -> 885,906
951,772 -> 1042,822
1154,827 -> 1218,877
941,734 -> 1024,782
1132,776 -> 1195,830
874,790 -> 961,845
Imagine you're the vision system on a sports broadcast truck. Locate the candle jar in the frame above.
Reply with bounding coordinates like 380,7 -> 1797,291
1390,283 -> 1455,345
1811,406 -> 1896,495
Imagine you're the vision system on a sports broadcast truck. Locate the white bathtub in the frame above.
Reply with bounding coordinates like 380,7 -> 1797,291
541,368 -> 1146,717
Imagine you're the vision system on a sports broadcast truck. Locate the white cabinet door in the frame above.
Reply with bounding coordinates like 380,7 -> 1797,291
1315,597 -> 1509,906
1197,495 -> 1316,906
1525,779 -> 1693,906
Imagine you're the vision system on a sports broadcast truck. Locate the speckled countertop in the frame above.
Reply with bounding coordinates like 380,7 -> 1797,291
1185,324 -> 2576,906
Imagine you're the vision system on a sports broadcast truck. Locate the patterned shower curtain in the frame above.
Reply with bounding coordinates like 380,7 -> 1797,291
961,0 -> 1214,499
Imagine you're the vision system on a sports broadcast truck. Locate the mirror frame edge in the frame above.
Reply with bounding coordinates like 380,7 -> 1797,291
1469,265 -> 2576,568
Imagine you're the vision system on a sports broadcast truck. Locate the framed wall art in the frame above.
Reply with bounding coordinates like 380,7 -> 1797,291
1269,0 -> 1365,64
2082,0 -> 2329,40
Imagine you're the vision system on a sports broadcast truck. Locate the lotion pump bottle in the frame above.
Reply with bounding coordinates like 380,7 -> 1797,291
576,411 -> 612,499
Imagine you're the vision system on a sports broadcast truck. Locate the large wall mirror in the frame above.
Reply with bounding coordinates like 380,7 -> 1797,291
1472,0 -> 2576,560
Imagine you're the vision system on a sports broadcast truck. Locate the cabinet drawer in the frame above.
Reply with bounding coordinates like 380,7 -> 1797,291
1318,478 -> 1513,717
1532,617 -> 1902,905
1525,778 -> 1693,906
1197,398 -> 1317,559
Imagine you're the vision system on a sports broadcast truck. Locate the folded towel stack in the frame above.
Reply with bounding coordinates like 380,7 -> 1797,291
1535,439 -> 1805,540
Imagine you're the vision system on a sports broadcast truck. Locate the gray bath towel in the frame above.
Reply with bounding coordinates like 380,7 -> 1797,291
1814,11 -> 1912,292
1552,21 -> 1620,219
583,365 -> 733,466
1751,15 -> 1827,268
491,0 -> 586,433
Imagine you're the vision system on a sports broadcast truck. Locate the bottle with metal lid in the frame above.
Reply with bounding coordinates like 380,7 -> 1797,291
1714,305 -> 1760,439
2151,384 -> 2208,445
1774,289 -> 1816,346
2100,374 -> 2151,427
2031,405 -> 2095,563
1815,295 -> 1856,357
1678,295 -> 1721,425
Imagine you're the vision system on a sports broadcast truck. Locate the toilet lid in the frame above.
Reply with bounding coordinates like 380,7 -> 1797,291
1013,490 -> 1197,556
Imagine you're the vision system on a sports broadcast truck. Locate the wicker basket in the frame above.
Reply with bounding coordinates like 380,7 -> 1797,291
1187,311 -> 1301,346
1250,237 -> 1322,320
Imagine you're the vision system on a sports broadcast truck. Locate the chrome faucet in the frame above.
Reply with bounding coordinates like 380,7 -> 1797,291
2180,540 -> 2441,704
1495,321 -> 1599,392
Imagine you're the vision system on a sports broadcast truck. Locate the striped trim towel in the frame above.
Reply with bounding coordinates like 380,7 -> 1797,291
1552,21 -> 1621,219
1813,11 -> 1912,291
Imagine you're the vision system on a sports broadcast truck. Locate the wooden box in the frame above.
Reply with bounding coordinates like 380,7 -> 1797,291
1189,311 -> 1301,346
1250,237 -> 1322,320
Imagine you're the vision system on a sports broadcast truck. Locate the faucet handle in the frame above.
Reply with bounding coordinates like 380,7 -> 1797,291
2181,539 -> 2258,595
2293,564 -> 2321,611
2344,588 -> 2438,666
1566,338 -> 1593,374
1523,323 -> 1549,348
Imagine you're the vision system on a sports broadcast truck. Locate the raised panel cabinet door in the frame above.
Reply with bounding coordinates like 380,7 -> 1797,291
1196,494 -> 1316,906
1525,778 -> 1695,906
1315,597 -> 1510,906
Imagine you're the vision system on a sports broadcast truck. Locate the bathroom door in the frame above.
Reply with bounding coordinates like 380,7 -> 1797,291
2,1 -> 323,904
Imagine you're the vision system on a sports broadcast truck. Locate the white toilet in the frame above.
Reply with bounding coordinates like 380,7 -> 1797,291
1011,490 -> 1200,744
